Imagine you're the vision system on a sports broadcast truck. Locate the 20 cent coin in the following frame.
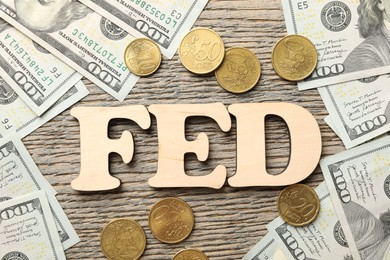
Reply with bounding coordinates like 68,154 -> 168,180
271,34 -> 317,81
149,197 -> 195,243
277,184 -> 320,227
100,218 -> 146,260
124,38 -> 162,76
215,47 -> 261,93
179,27 -> 225,74
173,249 -> 208,260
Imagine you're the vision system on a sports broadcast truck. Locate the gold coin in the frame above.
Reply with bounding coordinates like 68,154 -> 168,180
173,249 -> 208,260
215,47 -> 261,93
149,197 -> 194,243
124,38 -> 161,76
179,27 -> 225,74
271,34 -> 317,81
277,184 -> 320,227
100,218 -> 146,260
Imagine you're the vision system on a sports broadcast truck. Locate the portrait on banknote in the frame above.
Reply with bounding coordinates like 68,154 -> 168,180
14,0 -> 92,32
0,79 -> 17,105
343,201 -> 390,259
343,0 -> 390,73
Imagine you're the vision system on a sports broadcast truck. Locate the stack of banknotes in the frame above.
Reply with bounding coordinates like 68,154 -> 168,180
244,0 -> 390,259
0,132 -> 80,258
0,0 -> 209,257
244,135 -> 390,260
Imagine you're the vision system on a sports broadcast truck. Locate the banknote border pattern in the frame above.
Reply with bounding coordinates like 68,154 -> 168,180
255,237 -> 275,258
287,0 -> 298,34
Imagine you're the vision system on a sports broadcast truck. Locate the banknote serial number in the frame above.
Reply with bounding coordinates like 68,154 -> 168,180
130,0 -> 182,28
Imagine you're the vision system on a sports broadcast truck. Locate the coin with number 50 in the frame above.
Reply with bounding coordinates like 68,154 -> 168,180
179,27 -> 225,74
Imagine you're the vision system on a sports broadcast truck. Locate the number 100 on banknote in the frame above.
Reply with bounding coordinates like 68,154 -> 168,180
79,0 -> 209,59
282,0 -> 390,90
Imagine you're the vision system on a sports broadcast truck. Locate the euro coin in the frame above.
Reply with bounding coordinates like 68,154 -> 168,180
179,27 -> 225,74
124,38 -> 161,76
215,47 -> 261,93
271,35 -> 317,81
149,197 -> 195,244
100,218 -> 146,260
173,249 -> 208,260
277,184 -> 320,227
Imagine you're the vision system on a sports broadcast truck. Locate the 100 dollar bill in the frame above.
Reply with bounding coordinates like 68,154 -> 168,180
78,0 -> 208,58
267,182 -> 353,260
0,0 -> 139,101
0,191 -> 66,260
0,20 -> 82,115
282,0 -> 390,90
321,135 -> 390,260
318,75 -> 390,149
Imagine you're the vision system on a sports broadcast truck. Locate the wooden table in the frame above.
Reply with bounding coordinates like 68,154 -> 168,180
22,0 -> 344,259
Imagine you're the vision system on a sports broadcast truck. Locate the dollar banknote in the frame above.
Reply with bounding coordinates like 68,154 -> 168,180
0,191 -> 66,260
282,0 -> 390,90
77,0 -> 208,59
0,0 -> 139,101
267,182 -> 353,260
242,233 -> 287,260
0,19 -> 82,115
321,135 -> 390,260
0,135 -> 80,250
318,75 -> 390,149
0,80 -> 88,139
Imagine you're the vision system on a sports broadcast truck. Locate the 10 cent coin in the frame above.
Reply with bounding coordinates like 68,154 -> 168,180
149,197 -> 195,244
124,38 -> 162,76
100,218 -> 146,260
173,249 -> 208,260
271,34 -> 317,81
277,184 -> 320,227
215,47 -> 261,93
179,27 -> 225,74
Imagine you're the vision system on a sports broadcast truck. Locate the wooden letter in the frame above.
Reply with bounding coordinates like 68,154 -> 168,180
228,103 -> 321,187
70,106 -> 151,191
148,103 -> 231,189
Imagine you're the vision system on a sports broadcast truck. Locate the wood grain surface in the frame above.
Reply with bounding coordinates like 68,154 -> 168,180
21,0 -> 344,259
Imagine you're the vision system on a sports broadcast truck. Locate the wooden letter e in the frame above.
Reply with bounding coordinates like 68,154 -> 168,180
148,103 -> 231,189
